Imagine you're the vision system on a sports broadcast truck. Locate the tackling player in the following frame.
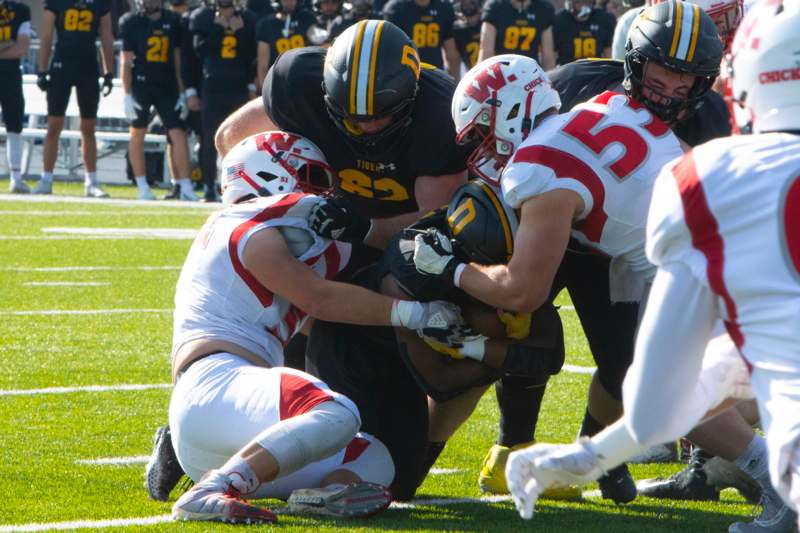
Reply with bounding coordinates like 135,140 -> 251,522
478,0 -> 556,69
36,0 -> 115,197
120,0 -> 195,201
505,4 -> 800,532
0,0 -> 32,194
168,131 -> 462,522
552,0 -> 616,65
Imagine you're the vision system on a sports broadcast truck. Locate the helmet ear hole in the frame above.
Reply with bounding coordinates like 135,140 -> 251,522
506,103 -> 520,121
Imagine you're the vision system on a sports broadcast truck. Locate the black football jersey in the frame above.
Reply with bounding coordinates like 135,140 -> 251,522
120,10 -> 183,85
382,0 -> 455,69
189,6 -> 257,93
256,9 -> 316,67
179,9 -> 202,92
548,59 -> 731,146
481,0 -> 554,62
0,1 -> 31,71
245,0 -> 275,20
326,12 -> 367,43
552,8 -> 615,65
45,0 -> 110,63
452,19 -> 480,69
263,47 -> 472,218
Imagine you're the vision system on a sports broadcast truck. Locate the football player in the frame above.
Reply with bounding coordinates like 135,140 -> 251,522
189,0 -> 257,201
120,0 -> 195,201
313,0 -> 343,31
256,0 -> 326,87
0,0 -> 32,194
36,0 -> 115,197
478,0 -> 555,69
453,0 -> 483,70
325,0 -> 373,42
552,0 -> 616,65
412,0 -> 727,504
505,4 -> 800,531
382,0 -> 461,78
168,131 -> 462,522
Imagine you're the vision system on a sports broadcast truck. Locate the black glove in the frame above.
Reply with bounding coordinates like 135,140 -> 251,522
101,73 -> 114,97
37,72 -> 49,92
308,197 -> 372,243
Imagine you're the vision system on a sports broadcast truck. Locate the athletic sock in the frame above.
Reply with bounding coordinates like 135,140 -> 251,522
135,176 -> 150,192
85,171 -> 98,187
178,177 -> 194,194
220,455 -> 261,496
734,434 -> 771,489
41,171 -> 53,184
496,374 -> 548,447
579,408 -> 606,438
7,133 -> 22,182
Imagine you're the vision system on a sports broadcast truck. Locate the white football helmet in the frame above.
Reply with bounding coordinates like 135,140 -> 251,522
451,54 -> 561,184
652,0 -> 743,51
725,0 -> 800,134
220,131 -> 333,207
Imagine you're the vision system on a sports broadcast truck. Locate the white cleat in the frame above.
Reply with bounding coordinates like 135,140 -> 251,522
138,188 -> 157,200
33,180 -> 52,195
9,181 -> 30,194
287,482 -> 392,518
728,485 -> 798,533
171,469 -> 277,524
85,183 -> 109,198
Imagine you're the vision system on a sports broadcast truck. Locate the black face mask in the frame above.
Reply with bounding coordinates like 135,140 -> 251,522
217,0 -> 234,7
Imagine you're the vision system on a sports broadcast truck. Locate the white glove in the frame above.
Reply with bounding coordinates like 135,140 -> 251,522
174,93 -> 189,120
124,94 -> 142,121
390,300 -> 462,331
420,324 -> 487,361
413,229 -> 461,279
506,439 -> 603,520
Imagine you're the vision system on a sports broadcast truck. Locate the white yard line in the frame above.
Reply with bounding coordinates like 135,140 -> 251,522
562,364 -> 596,375
0,193 -> 218,210
24,282 -> 111,287
42,228 -> 198,239
76,456 -> 150,466
0,383 -> 170,397
558,305 -> 575,311
2,266 -> 180,272
0,308 -> 171,316
429,468 -> 462,475
0,210 -> 210,216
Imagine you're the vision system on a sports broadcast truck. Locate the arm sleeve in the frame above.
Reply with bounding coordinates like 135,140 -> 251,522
541,1 -> 555,29
481,0 -> 502,24
44,0 -> 60,14
180,13 -> 202,89
440,3 -> 455,40
119,16 -> 134,51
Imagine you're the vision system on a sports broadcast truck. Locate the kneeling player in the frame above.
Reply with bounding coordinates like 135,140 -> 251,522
167,132 -> 462,522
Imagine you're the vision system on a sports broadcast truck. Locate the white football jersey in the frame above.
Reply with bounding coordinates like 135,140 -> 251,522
501,91 -> 685,287
648,133 -> 800,372
172,193 -> 352,367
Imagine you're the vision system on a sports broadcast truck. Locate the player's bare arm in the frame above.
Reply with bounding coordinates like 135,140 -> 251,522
37,10 -> 57,73
477,21 -> 496,62
99,13 -> 115,78
0,29 -> 30,60
215,98 -> 278,157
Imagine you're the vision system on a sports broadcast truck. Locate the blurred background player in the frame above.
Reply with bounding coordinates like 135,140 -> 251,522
478,0 -> 555,69
120,0 -> 196,201
383,0 -> 461,79
452,0 -> 482,70
313,0 -> 343,33
189,0 -> 256,201
256,0 -> 325,88
36,0 -> 115,197
325,0 -> 374,42
552,0 -> 615,65
0,0 -> 32,194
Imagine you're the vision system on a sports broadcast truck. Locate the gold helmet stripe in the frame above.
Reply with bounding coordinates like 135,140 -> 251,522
366,21 -> 385,116
478,181 -> 514,261
669,0 -> 684,58
685,5 -> 701,62
348,20 -> 367,115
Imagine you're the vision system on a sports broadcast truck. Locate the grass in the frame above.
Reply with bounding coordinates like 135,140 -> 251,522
0,188 -> 757,532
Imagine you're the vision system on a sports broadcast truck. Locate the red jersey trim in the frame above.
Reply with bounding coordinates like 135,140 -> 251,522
511,145 -> 608,242
342,436 -> 371,464
279,372 -> 333,420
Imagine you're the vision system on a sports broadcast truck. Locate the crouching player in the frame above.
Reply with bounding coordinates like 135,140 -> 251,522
168,131 -> 463,523
505,3 -> 800,530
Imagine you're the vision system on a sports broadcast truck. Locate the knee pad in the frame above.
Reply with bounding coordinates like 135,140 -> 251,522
339,435 -> 395,487
255,400 -> 359,479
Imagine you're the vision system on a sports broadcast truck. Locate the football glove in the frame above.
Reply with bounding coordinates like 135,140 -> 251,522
420,323 -> 487,361
175,93 -> 189,120
413,229 -> 463,288
308,197 -> 372,243
101,73 -> 114,97
37,72 -> 49,92
390,300 -> 462,331
506,438 -> 603,520
124,94 -> 142,121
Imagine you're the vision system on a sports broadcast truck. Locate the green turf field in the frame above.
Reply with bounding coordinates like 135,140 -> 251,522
0,185 -> 757,532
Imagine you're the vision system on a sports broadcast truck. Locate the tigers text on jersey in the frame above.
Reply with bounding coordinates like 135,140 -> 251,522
172,193 -> 352,367
552,8 -> 615,65
382,0 -> 455,69
45,0 -> 110,63
120,9 -> 183,86
0,1 -> 31,72
647,133 -> 800,372
501,91 -> 684,299
481,0 -> 554,63
256,9 -> 317,68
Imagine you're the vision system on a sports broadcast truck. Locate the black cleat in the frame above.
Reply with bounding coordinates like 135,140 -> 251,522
163,184 -> 181,200
598,463 -> 638,504
639,448 -> 720,501
145,425 -> 185,501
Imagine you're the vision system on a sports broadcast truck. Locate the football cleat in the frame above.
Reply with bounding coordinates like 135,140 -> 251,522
172,469 -> 277,524
727,484 -> 798,533
85,183 -> 109,198
179,187 -> 198,201
9,180 -> 30,194
138,188 -> 156,200
287,482 -> 392,518
162,184 -> 181,200
145,425 -> 185,501
638,448 -> 720,502
597,463 -> 637,504
479,443 -> 582,500
705,456 -> 762,505
33,179 -> 52,195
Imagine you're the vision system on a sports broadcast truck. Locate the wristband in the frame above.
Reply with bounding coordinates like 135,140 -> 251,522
453,263 -> 467,288
185,87 -> 198,97
390,299 -> 419,328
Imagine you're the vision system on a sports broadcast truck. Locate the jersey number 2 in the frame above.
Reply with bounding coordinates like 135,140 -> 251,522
221,35 -> 237,59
